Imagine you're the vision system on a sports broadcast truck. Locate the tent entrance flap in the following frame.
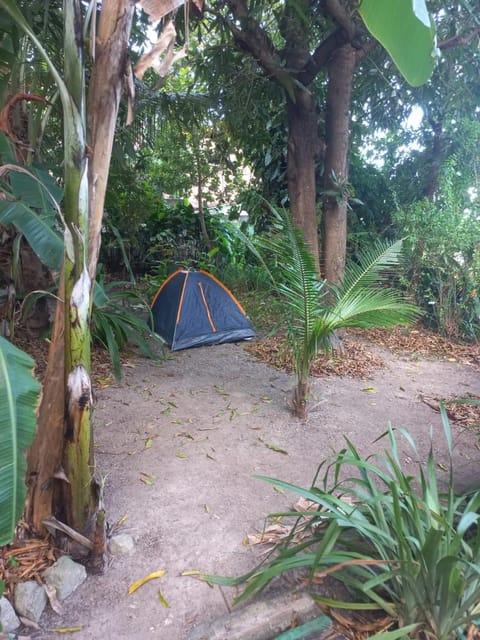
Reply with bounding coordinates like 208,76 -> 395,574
197,282 -> 217,332
151,269 -> 255,351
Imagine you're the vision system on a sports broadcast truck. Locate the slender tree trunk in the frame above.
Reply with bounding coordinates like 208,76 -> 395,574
287,87 -> 321,271
423,120 -> 445,200
321,44 -> 356,285
196,156 -> 212,251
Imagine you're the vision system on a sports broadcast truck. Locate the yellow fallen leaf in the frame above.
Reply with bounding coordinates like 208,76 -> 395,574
158,590 -> 170,608
180,570 -> 201,576
128,570 -> 167,594
49,627 -> 83,634
116,514 -> 128,527
273,486 -> 285,494
140,472 -> 155,485
362,387 -> 378,394
144,438 -> 153,449
176,452 -> 187,459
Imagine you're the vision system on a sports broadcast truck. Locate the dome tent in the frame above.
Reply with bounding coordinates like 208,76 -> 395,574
150,269 -> 255,351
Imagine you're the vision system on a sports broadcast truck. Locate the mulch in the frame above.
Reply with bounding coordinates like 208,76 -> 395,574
0,526 -> 58,600
246,324 -> 480,429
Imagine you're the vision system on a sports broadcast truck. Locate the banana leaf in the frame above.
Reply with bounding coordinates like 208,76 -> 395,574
0,336 -> 41,546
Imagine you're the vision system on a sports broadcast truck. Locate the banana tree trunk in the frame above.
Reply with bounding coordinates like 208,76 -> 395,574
59,0 -> 96,535
87,0 -> 135,281
25,0 -> 134,541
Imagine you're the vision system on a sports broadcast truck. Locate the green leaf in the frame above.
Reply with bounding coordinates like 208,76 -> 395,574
0,336 -> 41,546
10,167 -> 63,213
0,198 -> 63,270
359,0 -> 436,87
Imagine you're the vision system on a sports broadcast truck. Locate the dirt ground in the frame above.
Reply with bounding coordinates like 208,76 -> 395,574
33,332 -> 479,640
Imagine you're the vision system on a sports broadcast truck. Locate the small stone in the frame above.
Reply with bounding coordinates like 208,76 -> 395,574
0,596 -> 20,632
109,533 -> 135,555
43,556 -> 87,601
14,581 -> 47,623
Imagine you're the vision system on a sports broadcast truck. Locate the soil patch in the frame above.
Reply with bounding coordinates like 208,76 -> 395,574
9,330 -> 480,638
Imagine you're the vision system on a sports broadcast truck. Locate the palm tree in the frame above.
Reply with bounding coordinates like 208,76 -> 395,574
262,208 -> 419,418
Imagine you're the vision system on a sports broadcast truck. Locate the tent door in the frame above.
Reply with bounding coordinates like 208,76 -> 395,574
198,282 -> 217,332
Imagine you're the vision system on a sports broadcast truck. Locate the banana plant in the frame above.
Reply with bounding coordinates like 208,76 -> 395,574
0,0 -> 135,544
0,336 -> 40,545
262,208 -> 420,418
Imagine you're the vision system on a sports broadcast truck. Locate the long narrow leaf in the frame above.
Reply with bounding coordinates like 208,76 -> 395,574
0,337 -> 41,545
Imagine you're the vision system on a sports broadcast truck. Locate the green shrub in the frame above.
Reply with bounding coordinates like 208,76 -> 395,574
91,280 -> 164,380
203,406 -> 480,640
394,156 -> 480,342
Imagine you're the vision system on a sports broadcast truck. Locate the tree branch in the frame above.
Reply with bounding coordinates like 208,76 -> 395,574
221,0 -> 295,95
439,26 -> 480,50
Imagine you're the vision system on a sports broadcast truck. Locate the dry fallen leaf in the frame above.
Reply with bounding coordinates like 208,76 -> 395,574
180,570 -> 201,576
49,627 -> 83,634
139,472 -> 155,485
128,570 -> 167,594
44,583 -> 63,615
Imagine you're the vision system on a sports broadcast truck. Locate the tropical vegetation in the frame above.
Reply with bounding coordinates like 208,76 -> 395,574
0,0 -> 477,589
259,207 -> 419,418
201,407 -> 480,640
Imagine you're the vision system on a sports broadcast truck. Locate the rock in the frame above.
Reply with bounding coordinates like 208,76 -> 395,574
187,591 -> 328,640
0,596 -> 20,632
43,556 -> 87,601
14,580 -> 47,623
109,533 -> 135,555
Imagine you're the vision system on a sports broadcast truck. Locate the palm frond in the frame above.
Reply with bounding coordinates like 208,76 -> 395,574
339,239 -> 405,300
260,207 -> 326,344
323,289 -> 419,330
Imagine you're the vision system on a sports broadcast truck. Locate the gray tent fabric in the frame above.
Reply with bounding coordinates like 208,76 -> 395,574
150,269 -> 255,351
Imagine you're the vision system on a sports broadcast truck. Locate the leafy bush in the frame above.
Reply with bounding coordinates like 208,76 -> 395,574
91,280 -> 164,380
203,407 -> 480,640
394,155 -> 480,342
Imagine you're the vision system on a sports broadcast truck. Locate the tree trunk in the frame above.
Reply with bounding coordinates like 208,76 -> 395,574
26,0 -> 134,541
293,376 -> 309,420
25,274 -> 65,532
196,156 -> 212,251
321,44 -> 356,285
287,87 -> 321,271
87,0 -> 135,281
423,120 -> 445,200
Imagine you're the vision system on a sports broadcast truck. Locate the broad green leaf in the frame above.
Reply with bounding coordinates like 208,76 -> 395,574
0,199 -> 63,270
10,167 -> 63,213
359,0 -> 436,87
0,337 -> 41,546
